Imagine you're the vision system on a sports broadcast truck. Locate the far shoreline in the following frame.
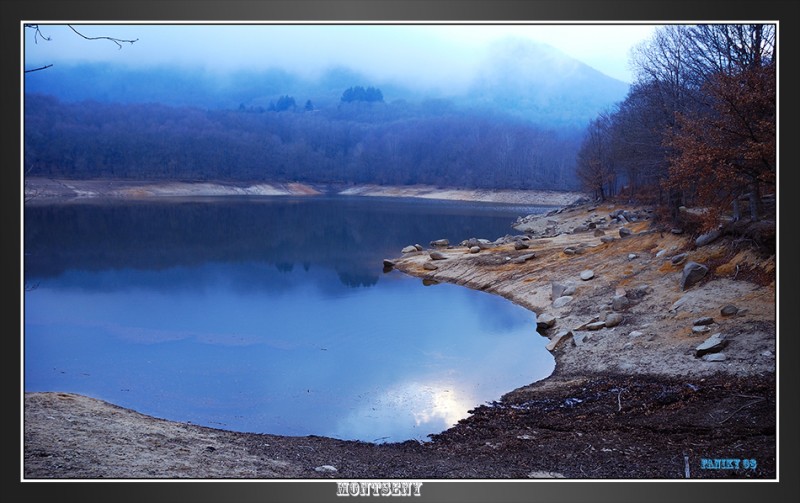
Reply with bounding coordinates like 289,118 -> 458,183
23,177 -> 587,208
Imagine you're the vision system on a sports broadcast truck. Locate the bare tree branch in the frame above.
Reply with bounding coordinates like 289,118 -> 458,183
24,24 -> 51,44
67,24 -> 138,49
25,64 -> 54,73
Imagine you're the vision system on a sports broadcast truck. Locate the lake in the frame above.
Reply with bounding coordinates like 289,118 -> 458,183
23,195 -> 556,443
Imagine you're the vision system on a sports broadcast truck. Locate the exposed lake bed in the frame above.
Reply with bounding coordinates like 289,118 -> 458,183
22,179 -> 776,480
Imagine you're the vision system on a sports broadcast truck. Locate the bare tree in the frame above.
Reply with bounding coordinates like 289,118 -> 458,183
24,24 -> 138,73
576,113 -> 617,201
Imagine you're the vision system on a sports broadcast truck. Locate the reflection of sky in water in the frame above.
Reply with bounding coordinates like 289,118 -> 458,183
25,263 -> 553,442
23,198 -> 555,442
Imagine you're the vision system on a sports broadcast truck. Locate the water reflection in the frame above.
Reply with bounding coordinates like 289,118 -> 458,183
23,197 -> 555,442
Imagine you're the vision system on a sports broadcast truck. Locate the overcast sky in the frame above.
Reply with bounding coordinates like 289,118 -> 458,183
23,23 -> 659,85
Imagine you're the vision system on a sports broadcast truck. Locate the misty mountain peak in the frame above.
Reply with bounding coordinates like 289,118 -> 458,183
466,36 -> 630,127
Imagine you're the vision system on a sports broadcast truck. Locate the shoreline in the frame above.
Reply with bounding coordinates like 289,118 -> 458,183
23,177 -> 586,207
22,193 -> 777,479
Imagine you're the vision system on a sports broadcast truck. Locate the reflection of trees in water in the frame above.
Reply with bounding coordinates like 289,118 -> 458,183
24,197 -> 543,288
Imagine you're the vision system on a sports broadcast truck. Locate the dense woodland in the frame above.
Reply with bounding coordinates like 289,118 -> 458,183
24,86 -> 582,191
576,24 -> 776,230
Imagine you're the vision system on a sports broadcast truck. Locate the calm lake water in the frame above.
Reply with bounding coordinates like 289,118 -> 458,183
23,196 -> 555,443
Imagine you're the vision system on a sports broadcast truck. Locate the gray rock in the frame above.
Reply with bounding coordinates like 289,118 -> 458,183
681,261 -> 709,290
314,465 -> 338,473
545,330 -> 573,351
562,284 -> 577,296
512,253 -> 536,264
593,229 -> 606,237
401,245 -> 418,254
611,295 -> 629,311
430,239 -> 450,248
429,251 -> 447,260
702,352 -> 727,362
572,332 -> 593,347
628,253 -> 638,260
693,316 -> 715,326
580,269 -> 595,281
604,313 -> 623,327
537,313 -> 557,330
423,262 -> 439,271
600,236 -> 615,243
628,330 -> 644,338
695,333 -> 728,357
692,325 -> 711,334
721,305 -> 739,316
414,244 -> 424,251
671,228 -> 684,235
551,282 -> 567,300
514,241 -> 530,250
619,227 -> 632,238
469,246 -> 481,254
671,253 -> 687,265
586,321 -> 606,331
552,296 -> 574,308
695,229 -> 722,247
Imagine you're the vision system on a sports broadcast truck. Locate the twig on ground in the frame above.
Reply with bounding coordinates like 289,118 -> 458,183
719,398 -> 766,424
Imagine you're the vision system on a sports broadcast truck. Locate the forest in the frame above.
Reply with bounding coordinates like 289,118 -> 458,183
576,24 -> 776,229
23,85 -> 582,191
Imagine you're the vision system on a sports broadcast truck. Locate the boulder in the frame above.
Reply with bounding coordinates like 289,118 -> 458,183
680,261 -> 709,290
695,333 -> 728,357
552,296 -> 574,308
604,313 -> 623,327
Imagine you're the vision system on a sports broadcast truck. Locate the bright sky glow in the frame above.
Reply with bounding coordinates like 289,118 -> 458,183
23,22 -> 659,84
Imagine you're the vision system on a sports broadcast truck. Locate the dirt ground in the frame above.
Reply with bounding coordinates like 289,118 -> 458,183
22,183 -> 779,485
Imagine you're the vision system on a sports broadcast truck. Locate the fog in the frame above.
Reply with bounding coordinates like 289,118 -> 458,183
23,23 -> 658,90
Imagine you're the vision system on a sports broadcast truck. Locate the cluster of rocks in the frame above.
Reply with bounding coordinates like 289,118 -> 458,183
514,206 -> 652,238
533,262 -> 654,351
689,305 -> 742,362
386,234 -> 540,271
533,254 -> 739,367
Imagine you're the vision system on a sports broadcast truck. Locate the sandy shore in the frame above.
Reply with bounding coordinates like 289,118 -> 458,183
23,177 -> 586,207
